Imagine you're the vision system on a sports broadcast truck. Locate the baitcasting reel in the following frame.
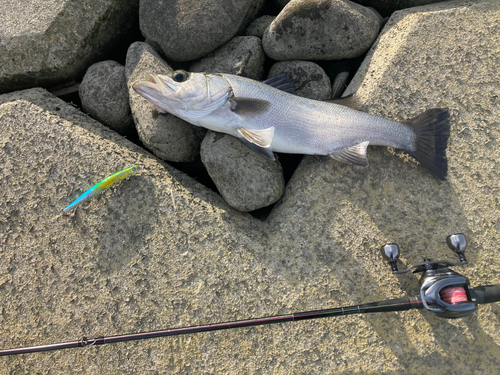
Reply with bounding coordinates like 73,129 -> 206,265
381,234 -> 477,318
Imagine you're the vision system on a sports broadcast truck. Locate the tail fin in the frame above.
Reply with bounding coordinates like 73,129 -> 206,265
406,108 -> 450,180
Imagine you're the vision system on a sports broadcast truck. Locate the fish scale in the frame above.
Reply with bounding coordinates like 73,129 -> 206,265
220,74 -> 415,155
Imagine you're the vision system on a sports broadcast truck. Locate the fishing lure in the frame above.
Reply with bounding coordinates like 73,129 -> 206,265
63,166 -> 138,213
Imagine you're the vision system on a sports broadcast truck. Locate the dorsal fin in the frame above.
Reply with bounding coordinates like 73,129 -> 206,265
262,74 -> 296,94
324,94 -> 366,112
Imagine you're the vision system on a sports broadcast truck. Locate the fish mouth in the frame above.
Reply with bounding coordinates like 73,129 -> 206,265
133,74 -> 180,97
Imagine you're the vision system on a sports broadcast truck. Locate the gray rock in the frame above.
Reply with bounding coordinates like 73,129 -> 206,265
125,42 -> 206,162
190,36 -> 266,79
331,71 -> 350,98
263,0 -> 381,61
326,61 -> 352,98
0,0 -> 138,94
79,61 -> 134,136
350,0 -> 445,16
244,15 -> 276,38
139,0 -> 265,62
268,61 -> 331,100
201,131 -> 285,212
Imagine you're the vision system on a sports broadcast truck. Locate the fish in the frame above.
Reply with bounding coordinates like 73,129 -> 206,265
133,71 -> 450,179
63,166 -> 138,213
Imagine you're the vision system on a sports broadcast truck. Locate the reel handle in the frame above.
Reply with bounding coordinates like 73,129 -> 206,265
446,234 -> 467,263
470,285 -> 500,304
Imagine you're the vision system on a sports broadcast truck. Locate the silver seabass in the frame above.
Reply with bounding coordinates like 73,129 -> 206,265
133,71 -> 450,179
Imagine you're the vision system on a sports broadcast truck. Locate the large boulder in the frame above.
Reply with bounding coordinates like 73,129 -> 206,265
263,0 -> 381,61
139,0 -> 265,62
0,0 -> 139,94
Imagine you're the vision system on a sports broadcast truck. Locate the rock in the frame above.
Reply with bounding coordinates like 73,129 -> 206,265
331,71 -> 351,98
268,61 -> 331,100
350,0 -> 445,17
190,36 -> 266,79
139,0 -> 265,62
201,131 -> 285,212
125,42 -> 206,162
263,0 -> 381,61
326,61 -> 352,98
244,15 -> 276,38
79,61 -> 134,136
0,0 -> 138,94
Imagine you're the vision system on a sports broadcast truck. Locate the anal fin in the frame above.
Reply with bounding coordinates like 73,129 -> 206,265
329,141 -> 369,166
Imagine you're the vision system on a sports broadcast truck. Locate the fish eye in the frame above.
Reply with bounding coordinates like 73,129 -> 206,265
173,70 -> 189,83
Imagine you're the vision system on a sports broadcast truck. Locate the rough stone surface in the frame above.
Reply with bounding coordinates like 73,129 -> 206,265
2,1 -> 500,374
125,42 -> 206,162
0,0 -> 139,94
79,61 -> 135,136
190,36 -> 266,80
351,0 -> 445,16
244,15 -> 276,38
268,61 -> 332,100
201,131 -> 285,212
263,0 -> 381,61
139,0 -> 265,62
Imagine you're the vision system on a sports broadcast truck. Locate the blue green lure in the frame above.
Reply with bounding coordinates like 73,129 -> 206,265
63,166 -> 138,213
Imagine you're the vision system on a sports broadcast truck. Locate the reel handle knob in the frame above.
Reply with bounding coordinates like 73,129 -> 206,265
446,234 -> 467,263
381,244 -> 400,273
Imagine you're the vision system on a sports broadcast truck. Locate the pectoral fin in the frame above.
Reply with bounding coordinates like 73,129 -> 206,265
329,141 -> 369,166
237,127 -> 276,160
229,98 -> 271,118
237,127 -> 274,148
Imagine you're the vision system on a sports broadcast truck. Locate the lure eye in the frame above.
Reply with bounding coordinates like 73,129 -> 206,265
132,167 -> 137,172
173,70 -> 189,83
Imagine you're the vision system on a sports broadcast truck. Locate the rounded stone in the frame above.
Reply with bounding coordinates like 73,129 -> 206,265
201,131 -> 285,212
244,15 -> 276,39
268,61 -> 332,100
263,0 -> 381,61
79,61 -> 134,135
349,0 -> 445,17
139,0 -> 265,62
190,36 -> 266,80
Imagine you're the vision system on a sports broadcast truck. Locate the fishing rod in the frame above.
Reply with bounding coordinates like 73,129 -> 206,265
2,234 -> 499,356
